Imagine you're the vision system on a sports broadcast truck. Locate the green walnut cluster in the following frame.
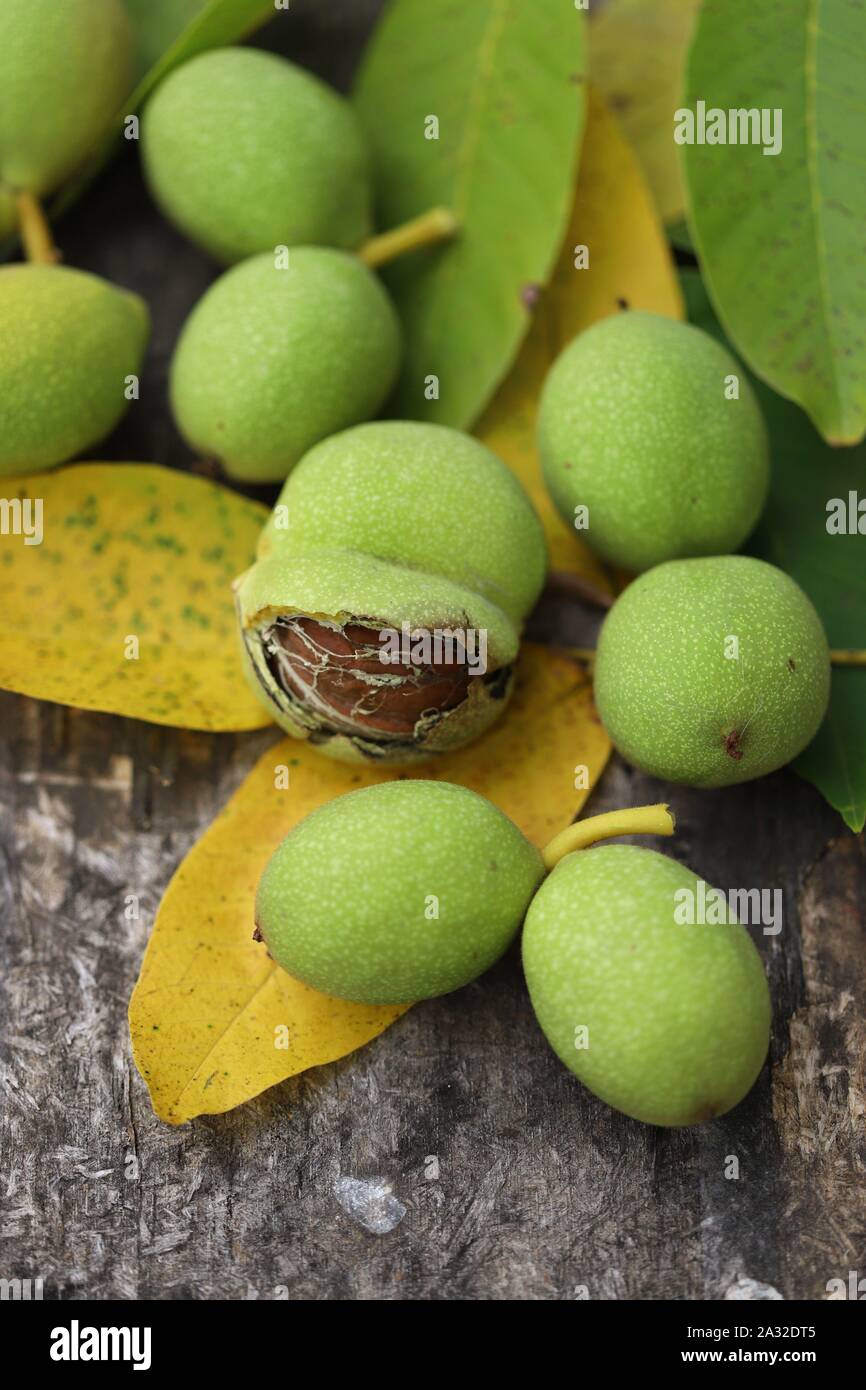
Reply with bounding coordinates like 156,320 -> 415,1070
0,23 -> 404,486
0,0 -> 134,238
0,5 -> 828,1140
170,249 -> 401,484
257,784 -> 770,1127
594,555 -> 831,787
538,311 -> 770,571
236,420 -> 547,761
141,47 -> 373,263
522,844 -> 771,1127
145,46 -> 406,486
256,780 -> 546,1005
0,265 -> 149,476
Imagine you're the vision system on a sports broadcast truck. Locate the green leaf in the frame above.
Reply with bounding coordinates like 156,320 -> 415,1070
682,269 -> 866,832
124,0 -> 210,78
795,672 -> 866,834
682,0 -> 866,445
353,0 -> 586,429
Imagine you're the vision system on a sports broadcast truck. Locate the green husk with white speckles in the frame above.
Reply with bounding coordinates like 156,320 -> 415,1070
258,420 -> 548,627
0,0 -> 134,202
170,249 -> 401,484
594,555 -> 831,787
0,265 -> 149,475
141,46 -> 373,263
538,311 -> 769,572
257,780 -> 546,1003
523,844 -> 771,1126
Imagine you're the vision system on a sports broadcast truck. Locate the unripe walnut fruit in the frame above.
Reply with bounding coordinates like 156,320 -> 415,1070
141,47 -> 372,263
170,250 -> 402,484
0,265 -> 149,476
0,0 -> 134,206
523,844 -> 771,1126
538,311 -> 770,572
594,555 -> 831,787
256,781 -> 546,1004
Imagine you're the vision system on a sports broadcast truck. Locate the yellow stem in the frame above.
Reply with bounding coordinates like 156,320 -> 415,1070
359,207 -> 458,269
542,803 -> 676,872
15,190 -> 59,264
830,649 -> 866,666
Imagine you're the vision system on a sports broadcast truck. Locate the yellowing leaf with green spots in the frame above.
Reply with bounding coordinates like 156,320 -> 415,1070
130,643 -> 610,1123
0,463 -> 270,730
476,87 -> 683,587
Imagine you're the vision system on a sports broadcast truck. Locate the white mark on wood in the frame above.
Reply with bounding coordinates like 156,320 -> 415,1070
333,1177 -> 406,1234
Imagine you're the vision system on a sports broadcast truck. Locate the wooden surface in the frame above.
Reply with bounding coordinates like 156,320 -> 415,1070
1,0 -> 864,1302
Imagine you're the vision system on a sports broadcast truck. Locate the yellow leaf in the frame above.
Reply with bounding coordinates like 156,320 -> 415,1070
130,643 -> 609,1123
588,0 -> 701,225
477,87 -> 683,585
0,463 -> 270,731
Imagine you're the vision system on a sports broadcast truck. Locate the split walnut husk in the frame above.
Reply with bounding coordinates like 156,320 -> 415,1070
234,547 -> 520,764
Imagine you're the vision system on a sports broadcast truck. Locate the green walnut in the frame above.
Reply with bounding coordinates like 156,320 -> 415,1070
538,311 -> 770,571
594,555 -> 831,787
256,780 -> 546,1004
0,0 -> 133,209
258,421 -> 547,626
236,422 -> 547,762
522,844 -> 771,1126
141,47 -> 372,264
170,249 -> 401,484
0,265 -> 149,476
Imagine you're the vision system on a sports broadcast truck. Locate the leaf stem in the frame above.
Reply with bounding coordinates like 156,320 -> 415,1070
542,804 -> 675,872
359,207 -> 458,269
830,649 -> 866,666
15,190 -> 59,264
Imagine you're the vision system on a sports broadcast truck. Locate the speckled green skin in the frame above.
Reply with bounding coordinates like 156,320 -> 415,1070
236,546 -> 519,761
538,312 -> 769,571
171,249 -> 401,484
259,422 -> 547,626
0,265 -> 149,475
0,0 -> 133,200
522,845 -> 771,1126
257,781 -> 545,1003
141,47 -> 372,264
595,556 -> 830,787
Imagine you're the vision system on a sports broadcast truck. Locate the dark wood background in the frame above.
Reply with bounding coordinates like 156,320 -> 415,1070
1,0 -> 863,1301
